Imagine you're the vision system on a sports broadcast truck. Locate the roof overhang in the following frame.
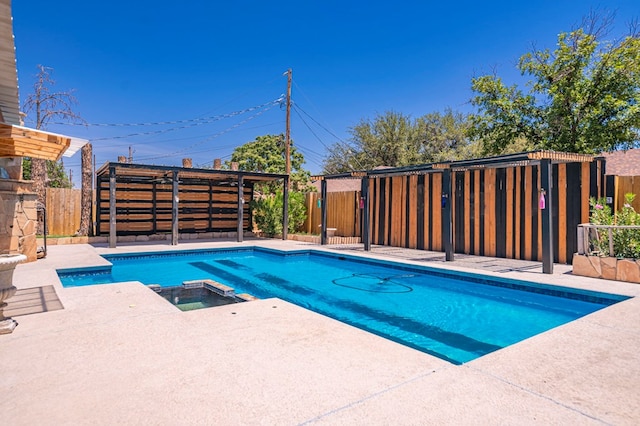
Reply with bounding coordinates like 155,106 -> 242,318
0,123 -> 89,160
0,0 -> 20,126
0,1 -> 89,161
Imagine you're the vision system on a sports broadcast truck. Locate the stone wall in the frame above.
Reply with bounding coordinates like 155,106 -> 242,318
0,179 -> 38,262
572,254 -> 640,283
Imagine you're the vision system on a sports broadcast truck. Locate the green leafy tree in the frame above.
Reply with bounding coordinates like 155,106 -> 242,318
227,134 -> 313,192
323,109 -> 475,174
228,134 -> 311,235
417,108 -> 479,163
22,157 -> 72,188
470,14 -> 640,155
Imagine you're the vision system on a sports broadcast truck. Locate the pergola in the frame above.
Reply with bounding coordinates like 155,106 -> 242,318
95,162 -> 290,248
314,150 -> 603,274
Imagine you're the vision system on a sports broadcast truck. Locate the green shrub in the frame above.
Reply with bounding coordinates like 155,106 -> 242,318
250,190 -> 307,237
589,193 -> 640,258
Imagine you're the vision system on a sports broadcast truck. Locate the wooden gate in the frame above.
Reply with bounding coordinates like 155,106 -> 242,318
46,188 -> 81,236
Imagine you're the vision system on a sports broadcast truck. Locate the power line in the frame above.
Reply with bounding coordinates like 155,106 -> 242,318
292,80 -> 350,143
96,121 -> 284,150
67,97 -> 283,142
294,146 -> 324,169
290,78 -> 368,170
293,102 -> 349,144
292,104 -> 333,151
136,101 -> 279,162
51,97 -> 284,129
292,102 -> 364,170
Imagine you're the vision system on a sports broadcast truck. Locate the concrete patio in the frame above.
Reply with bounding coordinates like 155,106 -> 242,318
2,239 -> 639,425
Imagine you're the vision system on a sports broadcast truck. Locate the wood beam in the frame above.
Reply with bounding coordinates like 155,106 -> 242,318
0,124 -> 71,161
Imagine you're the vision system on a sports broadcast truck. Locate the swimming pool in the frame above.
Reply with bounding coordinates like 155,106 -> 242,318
57,247 -> 627,364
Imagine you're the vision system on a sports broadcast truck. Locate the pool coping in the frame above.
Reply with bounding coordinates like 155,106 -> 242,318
3,239 -> 640,424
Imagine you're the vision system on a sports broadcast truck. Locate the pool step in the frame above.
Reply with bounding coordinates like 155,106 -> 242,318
203,280 -> 236,298
182,280 -> 206,290
183,279 -> 236,297
236,293 -> 259,302
178,279 -> 258,302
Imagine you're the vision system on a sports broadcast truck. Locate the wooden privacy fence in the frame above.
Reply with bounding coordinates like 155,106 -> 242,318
301,191 -> 361,237
45,187 -> 81,236
365,159 -> 604,264
613,176 -> 640,212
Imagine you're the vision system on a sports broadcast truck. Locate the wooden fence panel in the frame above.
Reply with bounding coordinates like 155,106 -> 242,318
46,188 -> 81,236
302,191 -> 361,237
614,176 -> 640,212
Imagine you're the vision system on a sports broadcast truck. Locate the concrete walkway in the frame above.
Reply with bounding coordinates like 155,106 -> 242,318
2,239 -> 640,425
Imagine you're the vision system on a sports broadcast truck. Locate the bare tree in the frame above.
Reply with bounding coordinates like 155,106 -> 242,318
21,65 -> 84,233
78,143 -> 93,236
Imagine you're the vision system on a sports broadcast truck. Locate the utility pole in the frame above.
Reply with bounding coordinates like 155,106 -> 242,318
284,69 -> 292,184
128,146 -> 133,163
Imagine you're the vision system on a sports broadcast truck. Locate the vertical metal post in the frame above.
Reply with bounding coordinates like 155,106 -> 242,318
442,168 -> 454,261
282,176 -> 289,240
605,175 -> 615,211
320,178 -> 327,245
237,175 -> 244,242
108,165 -> 117,248
171,171 -> 179,246
361,177 -> 371,251
540,159 -> 554,274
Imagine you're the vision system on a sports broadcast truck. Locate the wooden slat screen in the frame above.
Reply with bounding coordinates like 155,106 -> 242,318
96,177 -> 253,236
365,160 -> 602,264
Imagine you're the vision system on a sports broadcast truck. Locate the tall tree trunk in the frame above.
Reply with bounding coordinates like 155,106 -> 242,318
78,143 -> 93,236
31,158 -> 46,234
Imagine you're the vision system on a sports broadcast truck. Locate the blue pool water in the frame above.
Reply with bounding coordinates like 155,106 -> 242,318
58,247 -> 627,364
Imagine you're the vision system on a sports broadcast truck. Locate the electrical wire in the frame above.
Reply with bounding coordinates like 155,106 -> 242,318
292,104 -> 333,151
88,97 -> 284,142
135,101 -> 279,162
292,103 -> 365,171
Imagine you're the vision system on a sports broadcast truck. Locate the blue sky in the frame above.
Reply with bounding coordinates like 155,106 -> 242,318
12,0 -> 639,185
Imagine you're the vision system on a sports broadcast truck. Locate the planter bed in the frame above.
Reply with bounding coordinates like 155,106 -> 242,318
572,253 -> 640,283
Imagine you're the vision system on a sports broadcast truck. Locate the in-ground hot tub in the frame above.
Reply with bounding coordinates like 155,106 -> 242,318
148,279 -> 257,312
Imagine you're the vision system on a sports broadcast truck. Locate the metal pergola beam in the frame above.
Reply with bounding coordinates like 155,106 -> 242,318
540,159 -> 554,274
237,175 -> 244,243
282,175 -> 289,240
171,170 -> 179,245
320,178 -> 327,245
442,168 -> 454,261
361,177 -> 371,251
108,165 -> 117,248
